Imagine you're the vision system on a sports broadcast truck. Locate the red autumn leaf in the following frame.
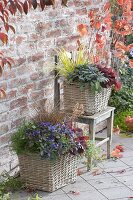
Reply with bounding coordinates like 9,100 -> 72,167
111,148 -> 123,158
123,11 -> 133,20
9,1 -> 17,15
0,32 -> 8,44
45,0 -> 55,6
9,25 -> 15,33
32,0 -> 37,9
0,3 -> 3,12
62,0 -> 68,6
95,21 -> 101,30
103,13 -> 112,28
127,43 -> 133,51
115,81 -> 122,91
129,60 -> 133,68
95,34 -> 105,48
116,0 -> 128,5
77,24 -> 88,37
93,56 -> 100,64
4,23 -> 9,32
104,2 -> 110,11
40,0 -> 45,10
15,1 -> 23,14
23,0 -> 28,14
117,0 -> 124,5
3,0 -> 8,7
0,88 -> 6,98
114,20 -> 132,35
115,42 -> 127,52
116,145 -> 124,152
88,10 -> 95,19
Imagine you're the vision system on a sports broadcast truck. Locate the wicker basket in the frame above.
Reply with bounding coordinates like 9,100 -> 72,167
18,154 -> 78,192
63,82 -> 111,115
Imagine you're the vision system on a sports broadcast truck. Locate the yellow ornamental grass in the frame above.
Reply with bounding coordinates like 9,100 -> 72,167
56,47 -> 89,78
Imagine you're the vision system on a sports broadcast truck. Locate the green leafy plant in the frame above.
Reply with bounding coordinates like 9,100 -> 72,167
0,172 -> 23,200
67,64 -> 108,91
85,140 -> 102,168
114,110 -> 133,132
109,67 -> 133,113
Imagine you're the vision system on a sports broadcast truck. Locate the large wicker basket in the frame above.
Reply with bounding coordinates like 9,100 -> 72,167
63,82 -> 111,115
18,154 -> 78,192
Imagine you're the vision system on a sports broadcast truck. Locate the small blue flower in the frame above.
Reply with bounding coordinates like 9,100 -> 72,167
40,122 -> 51,126
130,48 -> 133,57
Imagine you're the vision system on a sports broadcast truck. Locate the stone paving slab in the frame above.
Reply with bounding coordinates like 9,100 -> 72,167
88,177 -> 124,189
110,167 -> 133,177
67,190 -> 108,200
81,168 -> 112,180
99,186 -> 133,200
98,159 -> 128,169
120,157 -> 133,167
115,175 -> 133,186
62,176 -> 95,193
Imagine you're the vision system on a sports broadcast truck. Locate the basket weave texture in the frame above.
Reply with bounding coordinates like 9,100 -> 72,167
18,154 -> 78,192
63,82 -> 111,115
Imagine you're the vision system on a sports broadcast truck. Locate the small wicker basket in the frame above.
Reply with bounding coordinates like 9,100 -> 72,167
63,82 -> 111,115
18,154 -> 78,192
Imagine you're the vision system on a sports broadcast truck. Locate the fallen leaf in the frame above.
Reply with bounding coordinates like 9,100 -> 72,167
92,169 -> 103,176
69,191 -> 80,195
116,145 -> 124,152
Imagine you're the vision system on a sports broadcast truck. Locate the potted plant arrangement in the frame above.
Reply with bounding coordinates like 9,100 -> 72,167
11,109 -> 86,192
57,47 -> 121,115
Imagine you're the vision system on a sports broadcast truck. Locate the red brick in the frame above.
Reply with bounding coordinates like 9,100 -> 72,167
10,97 -> 27,110
15,57 -> 26,67
15,36 -> 27,45
8,78 -> 28,89
46,30 -> 61,38
11,118 -> 25,129
0,124 -> 9,135
76,8 -> 87,15
7,90 -> 17,99
28,53 -> 44,62
0,133 -> 10,147
30,73 -> 39,81
30,90 -> 44,101
20,106 -> 29,116
35,22 -> 52,32
18,83 -> 34,95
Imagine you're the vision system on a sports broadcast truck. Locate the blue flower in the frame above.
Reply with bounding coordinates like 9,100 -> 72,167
130,48 -> 133,57
40,122 -> 51,126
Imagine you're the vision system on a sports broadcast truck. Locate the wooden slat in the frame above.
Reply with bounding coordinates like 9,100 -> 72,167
54,55 -> 60,109
96,138 -> 109,147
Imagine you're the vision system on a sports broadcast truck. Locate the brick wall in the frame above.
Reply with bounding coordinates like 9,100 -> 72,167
0,0 -> 104,173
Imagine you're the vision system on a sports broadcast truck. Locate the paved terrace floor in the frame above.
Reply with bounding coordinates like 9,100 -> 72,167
11,132 -> 133,200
